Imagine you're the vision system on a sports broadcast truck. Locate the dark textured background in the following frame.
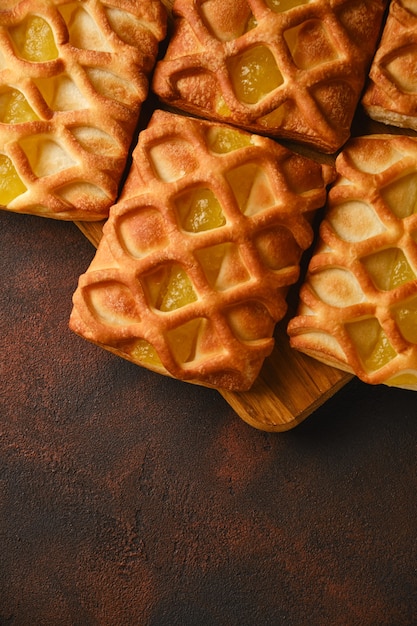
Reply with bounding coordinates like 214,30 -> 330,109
1,210 -> 416,626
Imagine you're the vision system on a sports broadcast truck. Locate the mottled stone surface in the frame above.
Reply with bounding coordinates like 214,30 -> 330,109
1,211 -> 416,625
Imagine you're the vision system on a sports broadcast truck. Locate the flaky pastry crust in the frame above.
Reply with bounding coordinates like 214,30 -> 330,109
153,0 -> 387,153
288,134 -> 417,390
70,110 -> 334,390
363,0 -> 417,132
0,0 -> 166,220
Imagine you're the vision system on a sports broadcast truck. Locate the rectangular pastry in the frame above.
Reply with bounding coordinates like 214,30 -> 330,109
288,134 -> 417,390
362,0 -> 417,132
0,0 -> 166,220
152,0 -> 387,153
70,109 -> 334,391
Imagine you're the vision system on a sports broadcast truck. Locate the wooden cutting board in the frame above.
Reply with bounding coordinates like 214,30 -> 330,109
76,0 -> 359,431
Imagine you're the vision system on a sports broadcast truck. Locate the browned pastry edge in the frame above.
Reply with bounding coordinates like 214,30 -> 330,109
153,0 -> 387,153
362,0 -> 417,132
288,133 -> 417,390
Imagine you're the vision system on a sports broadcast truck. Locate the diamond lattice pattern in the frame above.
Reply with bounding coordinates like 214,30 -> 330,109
70,111 -> 333,390
288,135 -> 417,390
0,1 -> 165,219
152,0 -> 386,152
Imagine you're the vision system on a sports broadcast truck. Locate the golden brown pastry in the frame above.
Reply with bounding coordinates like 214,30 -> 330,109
288,134 -> 417,390
0,0 -> 166,220
70,109 -> 334,391
363,0 -> 417,132
152,0 -> 387,153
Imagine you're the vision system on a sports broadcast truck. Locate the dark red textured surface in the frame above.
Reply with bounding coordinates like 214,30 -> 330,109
1,210 -> 417,626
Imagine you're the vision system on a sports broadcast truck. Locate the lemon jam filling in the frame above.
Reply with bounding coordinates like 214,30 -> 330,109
11,15 -> 58,62
131,339 -> 162,367
206,127 -> 252,154
144,264 -> 198,313
0,155 -> 26,204
160,266 -> 197,312
381,173 -> 417,219
175,187 -> 226,232
226,163 -> 275,216
361,248 -> 415,291
346,317 -> 396,372
166,319 -> 203,364
228,46 -> 283,104
393,296 -> 417,343
196,242 -> 249,291
214,95 -> 232,117
259,104 -> 286,128
0,89 -> 39,124
245,14 -> 258,32
387,372 -> 417,388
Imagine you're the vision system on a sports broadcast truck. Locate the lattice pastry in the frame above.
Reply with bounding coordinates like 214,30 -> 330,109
288,134 -> 417,390
152,0 -> 387,154
362,0 -> 417,132
70,109 -> 334,390
0,0 -> 166,220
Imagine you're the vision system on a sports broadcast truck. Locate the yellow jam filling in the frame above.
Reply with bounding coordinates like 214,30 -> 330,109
386,372 -> 417,388
228,46 -> 283,104
245,15 -> 258,31
362,248 -> 415,291
131,339 -> 162,367
160,266 -> 197,312
175,188 -> 225,232
196,243 -> 249,291
0,89 -> 39,124
381,173 -> 417,219
206,127 -> 252,153
166,318 -> 203,364
346,317 -> 396,372
0,155 -> 26,204
226,163 -> 275,216
393,297 -> 417,343
259,104 -> 286,128
144,264 -> 197,312
11,15 -> 58,62
215,95 -> 232,117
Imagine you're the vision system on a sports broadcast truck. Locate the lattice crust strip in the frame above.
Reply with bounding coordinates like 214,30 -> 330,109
0,0 -> 166,220
152,0 -> 387,154
70,110 -> 335,391
288,134 -> 417,390
362,0 -> 417,132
